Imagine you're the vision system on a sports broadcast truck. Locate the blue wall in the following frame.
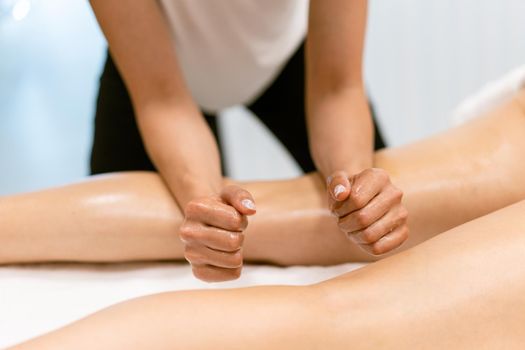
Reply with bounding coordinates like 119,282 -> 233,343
0,0 -> 105,195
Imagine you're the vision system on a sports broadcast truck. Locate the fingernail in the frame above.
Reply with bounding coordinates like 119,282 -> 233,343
326,175 -> 333,186
333,184 -> 346,198
241,199 -> 256,210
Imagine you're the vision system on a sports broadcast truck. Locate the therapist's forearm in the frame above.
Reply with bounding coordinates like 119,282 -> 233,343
137,103 -> 222,208
306,0 -> 372,178
308,87 -> 374,178
89,1 -> 223,209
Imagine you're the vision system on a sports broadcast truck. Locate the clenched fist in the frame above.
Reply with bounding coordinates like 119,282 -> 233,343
180,185 -> 256,282
327,168 -> 409,256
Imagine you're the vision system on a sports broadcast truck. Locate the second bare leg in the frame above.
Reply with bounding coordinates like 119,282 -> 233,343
10,200 -> 525,350
2,90 -> 525,265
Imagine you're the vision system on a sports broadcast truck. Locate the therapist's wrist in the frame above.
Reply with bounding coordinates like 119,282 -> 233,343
343,159 -> 373,177
164,172 -> 222,210
320,156 -> 373,183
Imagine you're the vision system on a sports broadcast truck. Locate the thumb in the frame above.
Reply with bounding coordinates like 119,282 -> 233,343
220,185 -> 257,216
327,171 -> 351,202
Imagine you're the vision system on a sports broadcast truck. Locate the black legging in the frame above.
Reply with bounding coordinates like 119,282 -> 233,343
90,43 -> 386,176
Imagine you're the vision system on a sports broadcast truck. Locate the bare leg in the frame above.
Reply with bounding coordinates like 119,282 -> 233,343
1,90 -> 525,265
9,199 -> 525,349
324,199 -> 525,349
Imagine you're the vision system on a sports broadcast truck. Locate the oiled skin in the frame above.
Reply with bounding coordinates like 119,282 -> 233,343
10,200 -> 525,350
5,90 -> 525,349
1,91 -> 525,266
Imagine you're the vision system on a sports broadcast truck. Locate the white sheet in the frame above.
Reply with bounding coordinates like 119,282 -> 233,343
0,262 -> 363,347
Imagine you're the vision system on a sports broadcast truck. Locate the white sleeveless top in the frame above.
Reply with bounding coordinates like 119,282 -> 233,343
159,0 -> 308,113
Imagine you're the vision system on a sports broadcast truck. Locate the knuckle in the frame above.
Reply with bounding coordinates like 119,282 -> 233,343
391,187 -> 403,201
231,267 -> 242,279
226,233 -> 243,251
178,224 -> 195,242
350,194 -> 366,209
398,207 -> 409,221
191,265 -> 203,276
227,212 -> 244,231
239,216 -> 248,230
222,235 -> 239,251
361,228 -> 376,244
401,226 -> 410,241
184,200 -> 204,217
218,268 -> 242,282
213,269 -> 241,282
219,275 -> 236,282
192,267 -> 214,283
229,251 -> 243,268
370,242 -> 386,256
184,249 -> 202,265
356,210 -> 371,227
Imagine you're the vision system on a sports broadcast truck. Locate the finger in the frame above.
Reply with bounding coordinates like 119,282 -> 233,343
337,186 -> 404,232
185,198 -> 248,232
184,245 -> 243,269
192,264 -> 243,283
359,225 -> 409,256
179,222 -> 244,252
331,168 -> 390,216
221,185 -> 256,216
327,171 -> 351,202
347,204 -> 408,244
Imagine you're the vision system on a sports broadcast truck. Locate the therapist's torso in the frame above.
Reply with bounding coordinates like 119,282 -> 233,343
159,0 -> 308,113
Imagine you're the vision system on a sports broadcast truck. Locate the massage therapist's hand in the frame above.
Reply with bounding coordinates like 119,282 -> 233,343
327,168 -> 408,256
179,185 -> 256,282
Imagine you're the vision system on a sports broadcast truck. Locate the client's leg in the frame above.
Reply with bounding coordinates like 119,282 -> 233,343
248,89 -> 525,264
323,198 -> 525,349
376,88 -> 525,246
1,90 -> 525,265
0,173 -> 184,263
10,200 -> 525,349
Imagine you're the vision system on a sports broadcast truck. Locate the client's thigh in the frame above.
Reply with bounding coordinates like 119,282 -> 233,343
373,91 -> 525,246
324,199 -> 525,349
246,91 -> 525,264
10,201 -> 525,350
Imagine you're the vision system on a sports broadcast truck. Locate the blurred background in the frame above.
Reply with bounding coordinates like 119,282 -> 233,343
1,0 -> 525,195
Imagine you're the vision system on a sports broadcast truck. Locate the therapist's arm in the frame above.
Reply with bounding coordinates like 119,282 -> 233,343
89,1 -> 255,281
307,0 -> 372,179
307,0 -> 408,252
